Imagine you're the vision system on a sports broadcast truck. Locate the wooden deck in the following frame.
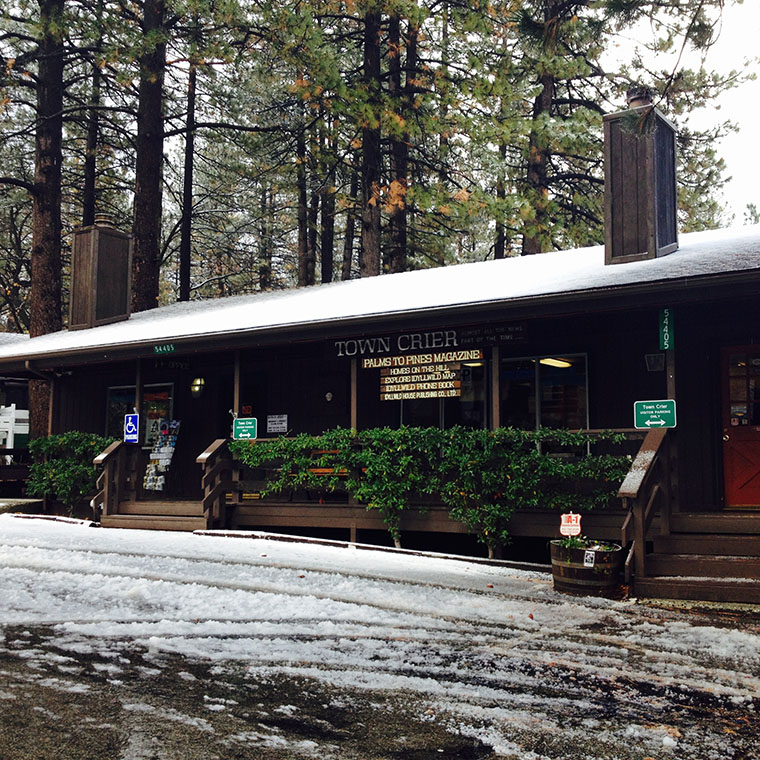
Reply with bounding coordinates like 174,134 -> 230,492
90,436 -> 760,604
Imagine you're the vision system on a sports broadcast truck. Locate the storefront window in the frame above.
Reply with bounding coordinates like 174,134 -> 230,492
500,355 -> 587,430
358,356 -> 489,430
106,384 -> 174,445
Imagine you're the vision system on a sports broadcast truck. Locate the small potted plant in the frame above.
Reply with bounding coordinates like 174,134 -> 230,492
550,535 -> 624,596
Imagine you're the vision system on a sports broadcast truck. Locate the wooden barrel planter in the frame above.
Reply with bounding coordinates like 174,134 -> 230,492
550,540 -> 624,596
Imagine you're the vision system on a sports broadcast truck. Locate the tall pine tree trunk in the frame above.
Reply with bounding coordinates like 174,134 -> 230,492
82,62 -> 101,227
29,0 -> 65,439
81,0 -> 103,227
131,0 -> 166,312
522,3 -> 556,255
320,120 -> 336,284
258,187 -> 272,290
179,61 -> 196,301
360,10 -> 381,277
387,17 -> 417,274
296,113 -> 315,286
494,142 -> 507,259
522,71 -> 552,255
341,166 -> 358,280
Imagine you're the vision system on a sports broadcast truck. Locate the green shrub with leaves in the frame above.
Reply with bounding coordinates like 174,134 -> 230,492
230,426 -> 630,551
332,426 -> 442,547
27,432 -> 117,513
433,427 -> 548,555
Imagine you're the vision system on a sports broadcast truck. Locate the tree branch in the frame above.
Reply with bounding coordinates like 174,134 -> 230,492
0,177 -> 36,195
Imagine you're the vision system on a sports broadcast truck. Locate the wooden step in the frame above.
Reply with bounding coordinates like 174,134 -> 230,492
118,500 -> 204,517
652,534 -> 760,557
645,553 -> 760,579
634,577 -> 760,604
669,512 -> 760,534
100,514 -> 207,532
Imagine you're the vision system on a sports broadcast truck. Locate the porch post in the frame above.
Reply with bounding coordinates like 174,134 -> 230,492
135,359 -> 142,417
666,349 -> 676,399
350,358 -> 358,430
490,346 -> 500,429
46,376 -> 55,435
233,350 -> 241,416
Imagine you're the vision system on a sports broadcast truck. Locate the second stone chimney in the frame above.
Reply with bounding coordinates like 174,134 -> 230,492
603,86 -> 678,265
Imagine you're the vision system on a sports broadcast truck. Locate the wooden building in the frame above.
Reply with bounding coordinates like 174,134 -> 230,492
2,94 -> 760,602
1,222 -> 760,601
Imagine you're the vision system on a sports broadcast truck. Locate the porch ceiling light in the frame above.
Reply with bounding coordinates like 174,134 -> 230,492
539,357 -> 573,368
190,377 -> 206,398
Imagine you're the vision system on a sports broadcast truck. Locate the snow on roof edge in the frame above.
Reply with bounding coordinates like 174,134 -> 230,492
3,224 -> 760,364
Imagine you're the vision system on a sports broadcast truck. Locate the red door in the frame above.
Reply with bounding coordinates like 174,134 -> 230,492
722,347 -> 760,507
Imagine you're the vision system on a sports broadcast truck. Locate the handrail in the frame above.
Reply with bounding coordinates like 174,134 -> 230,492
197,439 -> 237,529
618,428 -> 667,499
94,440 -> 123,467
91,441 -> 143,521
617,428 -> 671,582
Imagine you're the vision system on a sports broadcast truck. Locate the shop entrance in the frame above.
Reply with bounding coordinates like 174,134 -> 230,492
722,346 -> 760,507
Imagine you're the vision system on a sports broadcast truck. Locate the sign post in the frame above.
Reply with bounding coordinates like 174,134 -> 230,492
124,413 -> 139,444
633,399 -> 677,430
233,417 -> 257,440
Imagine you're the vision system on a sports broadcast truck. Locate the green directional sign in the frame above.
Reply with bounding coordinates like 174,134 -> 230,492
233,417 -> 257,440
634,399 -> 677,430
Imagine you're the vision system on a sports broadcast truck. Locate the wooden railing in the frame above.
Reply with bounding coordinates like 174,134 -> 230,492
92,441 -> 142,521
618,428 -> 672,584
196,438 -> 238,528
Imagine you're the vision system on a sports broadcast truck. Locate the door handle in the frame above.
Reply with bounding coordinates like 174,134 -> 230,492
722,433 -> 730,442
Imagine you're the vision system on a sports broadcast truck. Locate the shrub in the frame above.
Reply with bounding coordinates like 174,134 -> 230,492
27,431 -> 117,514
230,426 -> 630,551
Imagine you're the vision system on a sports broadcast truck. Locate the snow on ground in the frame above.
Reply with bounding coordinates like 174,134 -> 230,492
1,513 -> 758,759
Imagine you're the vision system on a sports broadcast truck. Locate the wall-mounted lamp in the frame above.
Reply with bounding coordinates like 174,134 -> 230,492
190,377 -> 206,398
645,353 -> 665,372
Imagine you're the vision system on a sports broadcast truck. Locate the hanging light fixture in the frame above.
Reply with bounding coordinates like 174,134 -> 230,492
539,357 -> 573,368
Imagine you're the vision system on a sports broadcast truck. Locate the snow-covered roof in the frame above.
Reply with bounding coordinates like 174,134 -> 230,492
0,332 -> 29,346
3,225 -> 760,366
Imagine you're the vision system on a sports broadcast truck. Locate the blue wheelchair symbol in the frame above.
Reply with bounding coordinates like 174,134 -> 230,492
124,414 -> 139,443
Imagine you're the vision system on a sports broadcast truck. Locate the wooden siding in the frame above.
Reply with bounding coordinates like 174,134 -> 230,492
604,109 -> 678,264
69,224 -> 132,330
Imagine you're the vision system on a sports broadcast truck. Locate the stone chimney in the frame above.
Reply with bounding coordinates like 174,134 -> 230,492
603,86 -> 678,264
69,215 -> 132,330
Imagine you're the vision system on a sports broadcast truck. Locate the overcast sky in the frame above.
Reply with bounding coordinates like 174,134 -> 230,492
682,1 -> 759,223
608,2 -> 758,224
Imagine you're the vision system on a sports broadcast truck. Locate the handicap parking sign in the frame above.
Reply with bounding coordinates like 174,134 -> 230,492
124,413 -> 140,443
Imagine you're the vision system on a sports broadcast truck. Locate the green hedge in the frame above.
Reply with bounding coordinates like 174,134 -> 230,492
229,426 -> 630,550
27,432 -> 117,514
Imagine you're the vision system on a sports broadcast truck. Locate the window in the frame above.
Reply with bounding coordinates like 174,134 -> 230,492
359,357 -> 489,430
500,355 -> 587,430
401,362 -> 488,429
106,383 -> 174,446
